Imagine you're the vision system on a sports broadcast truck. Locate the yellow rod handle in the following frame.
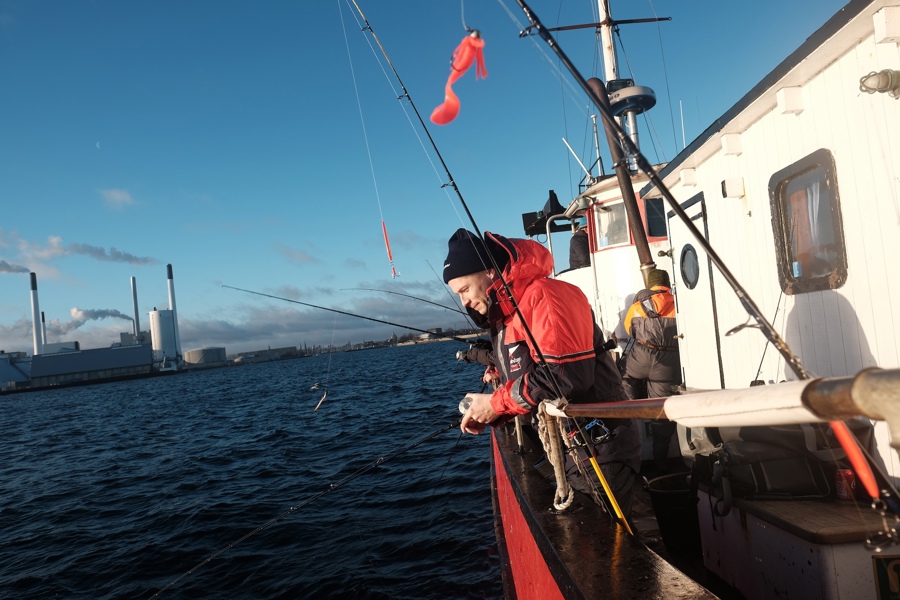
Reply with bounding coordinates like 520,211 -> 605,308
587,455 -> 634,536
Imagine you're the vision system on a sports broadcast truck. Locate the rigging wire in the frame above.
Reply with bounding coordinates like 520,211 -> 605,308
514,0 -> 811,381
610,22 -> 666,164
512,0 -> 889,520
647,0 -> 680,155
495,0 -> 587,112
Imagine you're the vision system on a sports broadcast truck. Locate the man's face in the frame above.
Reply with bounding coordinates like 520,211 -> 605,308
448,270 -> 494,315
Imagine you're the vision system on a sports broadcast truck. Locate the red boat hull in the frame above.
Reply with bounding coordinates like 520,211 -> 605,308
489,425 -> 719,600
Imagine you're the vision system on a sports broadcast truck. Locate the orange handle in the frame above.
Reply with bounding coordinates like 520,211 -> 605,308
831,420 -> 880,499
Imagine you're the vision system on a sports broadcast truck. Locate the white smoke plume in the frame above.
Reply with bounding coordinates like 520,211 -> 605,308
56,307 -> 134,335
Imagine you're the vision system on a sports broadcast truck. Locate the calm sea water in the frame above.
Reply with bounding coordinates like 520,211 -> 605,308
0,342 -> 503,599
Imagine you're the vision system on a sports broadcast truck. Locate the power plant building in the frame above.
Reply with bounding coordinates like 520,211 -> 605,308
28,344 -> 153,388
149,309 -> 178,365
1,263 -> 187,392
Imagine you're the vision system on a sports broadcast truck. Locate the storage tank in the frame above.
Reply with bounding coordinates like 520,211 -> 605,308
149,309 -> 178,363
184,347 -> 226,365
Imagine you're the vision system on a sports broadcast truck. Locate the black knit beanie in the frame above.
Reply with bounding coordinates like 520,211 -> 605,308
443,229 -> 509,283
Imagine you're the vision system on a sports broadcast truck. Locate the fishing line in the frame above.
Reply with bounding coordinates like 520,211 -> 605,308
147,418 -> 461,599
340,288 -> 465,314
430,430 -> 466,501
338,0 -> 398,279
428,383 -> 489,502
314,314 -> 339,411
344,1 -> 594,428
223,284 -> 476,344
426,259 -> 477,331
343,1 -> 469,229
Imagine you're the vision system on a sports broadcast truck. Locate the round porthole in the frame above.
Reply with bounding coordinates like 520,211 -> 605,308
680,244 -> 700,290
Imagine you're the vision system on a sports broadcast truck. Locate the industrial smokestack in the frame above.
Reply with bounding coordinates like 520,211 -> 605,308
41,311 -> 47,347
30,272 -> 43,356
131,276 -> 141,339
166,264 -> 182,358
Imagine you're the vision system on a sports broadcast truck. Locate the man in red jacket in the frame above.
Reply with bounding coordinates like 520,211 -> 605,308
443,228 -> 641,516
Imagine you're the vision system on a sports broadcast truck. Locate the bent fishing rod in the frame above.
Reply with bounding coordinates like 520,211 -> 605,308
223,284 -> 477,344
340,288 -> 465,314
148,418 -> 460,599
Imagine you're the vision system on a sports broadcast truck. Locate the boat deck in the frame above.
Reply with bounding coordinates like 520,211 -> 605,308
491,423 -> 735,599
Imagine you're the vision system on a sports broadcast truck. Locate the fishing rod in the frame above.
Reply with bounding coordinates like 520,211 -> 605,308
514,0 -> 808,382
148,418 -> 461,599
340,288 -> 465,314
345,1 -> 637,530
349,3 -> 636,521
223,284 -> 477,344
348,0 -> 569,404
512,0 -> 890,519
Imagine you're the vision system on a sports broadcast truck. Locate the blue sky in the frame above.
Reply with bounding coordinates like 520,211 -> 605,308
0,0 -> 846,355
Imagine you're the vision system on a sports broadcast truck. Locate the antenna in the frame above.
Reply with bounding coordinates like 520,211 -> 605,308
562,137 -> 593,182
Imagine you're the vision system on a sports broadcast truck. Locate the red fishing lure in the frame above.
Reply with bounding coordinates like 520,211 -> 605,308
382,220 -> 398,279
430,31 -> 488,126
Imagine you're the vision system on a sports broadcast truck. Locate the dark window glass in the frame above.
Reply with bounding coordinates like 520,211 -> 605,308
680,244 -> 699,290
769,149 -> 847,294
645,198 -> 667,238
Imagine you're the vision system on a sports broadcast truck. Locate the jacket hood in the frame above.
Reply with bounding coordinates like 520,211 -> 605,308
484,232 -> 554,316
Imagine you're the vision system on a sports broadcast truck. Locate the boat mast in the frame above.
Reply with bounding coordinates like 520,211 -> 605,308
598,1 -> 617,81
594,1 -> 658,279
596,1 -> 658,170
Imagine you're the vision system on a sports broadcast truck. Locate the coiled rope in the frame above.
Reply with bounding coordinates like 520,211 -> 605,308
537,402 -> 574,511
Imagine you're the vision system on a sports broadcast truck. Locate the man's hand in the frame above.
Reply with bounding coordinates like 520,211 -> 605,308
460,393 -> 499,435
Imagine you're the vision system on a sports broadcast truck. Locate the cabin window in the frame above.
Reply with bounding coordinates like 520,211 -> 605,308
680,244 -> 699,289
644,198 -> 667,238
595,202 -> 629,248
769,148 -> 847,294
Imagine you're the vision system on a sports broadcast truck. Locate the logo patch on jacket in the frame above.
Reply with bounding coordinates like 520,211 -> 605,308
508,344 -> 523,373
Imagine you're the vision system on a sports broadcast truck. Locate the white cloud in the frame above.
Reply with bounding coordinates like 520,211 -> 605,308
99,188 -> 136,210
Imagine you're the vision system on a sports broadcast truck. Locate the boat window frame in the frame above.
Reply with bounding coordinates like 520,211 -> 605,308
642,196 -> 668,241
590,199 -> 631,250
768,148 -> 847,295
